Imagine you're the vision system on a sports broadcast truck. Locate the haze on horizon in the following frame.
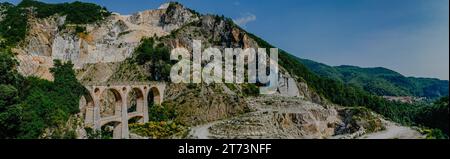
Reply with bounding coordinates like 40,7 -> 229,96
4,0 -> 449,80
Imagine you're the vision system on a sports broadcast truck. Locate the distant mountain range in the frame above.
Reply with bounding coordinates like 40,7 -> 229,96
299,58 -> 449,99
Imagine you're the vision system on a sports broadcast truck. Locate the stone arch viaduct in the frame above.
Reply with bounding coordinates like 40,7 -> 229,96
79,82 -> 166,139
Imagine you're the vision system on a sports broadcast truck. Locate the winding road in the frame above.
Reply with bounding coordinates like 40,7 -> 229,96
358,121 -> 424,139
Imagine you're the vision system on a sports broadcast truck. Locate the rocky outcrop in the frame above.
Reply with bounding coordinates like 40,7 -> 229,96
205,96 -> 339,139
14,3 -> 196,81
162,14 -> 258,50
277,70 -> 301,97
160,2 -> 199,32
198,96 -> 386,139
76,62 -> 122,83
163,83 -> 249,126
335,107 -> 384,134
15,53 -> 54,80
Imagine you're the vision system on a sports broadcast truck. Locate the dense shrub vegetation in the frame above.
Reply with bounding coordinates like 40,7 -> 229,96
241,83 -> 260,96
0,2 -> 28,47
0,48 -> 86,139
133,37 -> 172,81
129,121 -> 188,139
0,49 -> 23,138
414,96 -> 449,137
126,82 -> 185,138
128,103 -> 187,138
0,0 -> 110,46
15,0 -> 110,23
148,103 -> 177,122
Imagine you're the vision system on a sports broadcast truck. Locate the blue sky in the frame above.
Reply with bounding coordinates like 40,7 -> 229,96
3,0 -> 449,80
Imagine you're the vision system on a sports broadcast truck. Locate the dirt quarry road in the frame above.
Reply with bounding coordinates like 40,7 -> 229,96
358,120 -> 424,139
188,96 -> 425,139
189,117 -> 425,139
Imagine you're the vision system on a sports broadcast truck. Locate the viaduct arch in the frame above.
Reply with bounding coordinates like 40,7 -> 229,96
79,82 -> 166,139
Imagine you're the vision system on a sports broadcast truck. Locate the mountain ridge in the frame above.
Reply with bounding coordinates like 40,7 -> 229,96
298,57 -> 449,99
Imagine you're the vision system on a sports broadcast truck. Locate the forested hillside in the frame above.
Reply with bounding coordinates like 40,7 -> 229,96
299,58 -> 449,99
0,0 -> 108,139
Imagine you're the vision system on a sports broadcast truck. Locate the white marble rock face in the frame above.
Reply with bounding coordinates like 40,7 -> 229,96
14,5 -> 177,80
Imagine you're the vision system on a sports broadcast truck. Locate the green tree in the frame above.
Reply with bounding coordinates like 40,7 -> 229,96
0,0 -> 110,47
0,49 -> 23,138
0,84 -> 22,138
414,96 -> 449,136
134,38 -> 172,81
0,49 -> 21,86
18,60 -> 86,138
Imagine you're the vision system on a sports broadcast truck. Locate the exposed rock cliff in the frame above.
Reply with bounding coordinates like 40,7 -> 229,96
13,3 -> 196,81
190,96 -> 385,139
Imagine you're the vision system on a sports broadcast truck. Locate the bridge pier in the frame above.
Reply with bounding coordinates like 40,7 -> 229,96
93,97 -> 101,130
143,92 -> 149,122
121,92 -> 129,139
